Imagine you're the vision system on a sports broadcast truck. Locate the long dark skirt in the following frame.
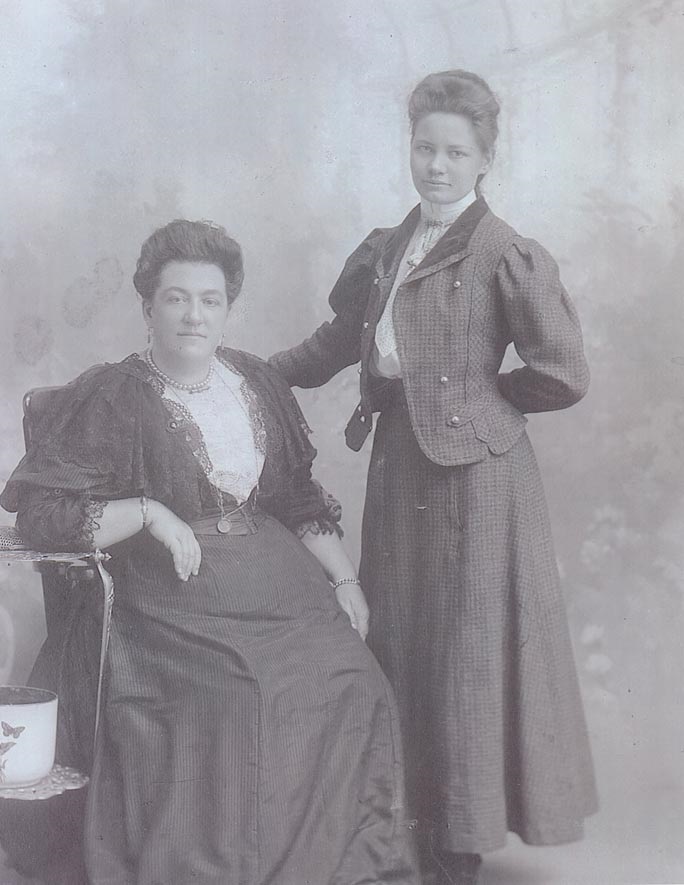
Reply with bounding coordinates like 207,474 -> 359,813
360,392 -> 598,855
26,512 -> 417,885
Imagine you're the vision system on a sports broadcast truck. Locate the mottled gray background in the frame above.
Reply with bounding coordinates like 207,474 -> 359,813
1,1 -> 683,882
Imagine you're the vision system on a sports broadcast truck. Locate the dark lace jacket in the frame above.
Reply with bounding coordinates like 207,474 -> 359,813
0,348 -> 341,551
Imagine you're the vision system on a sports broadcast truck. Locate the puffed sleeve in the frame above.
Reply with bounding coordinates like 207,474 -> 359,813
496,237 -> 590,413
269,228 -> 385,388
1,359 -> 197,549
0,365 -> 138,552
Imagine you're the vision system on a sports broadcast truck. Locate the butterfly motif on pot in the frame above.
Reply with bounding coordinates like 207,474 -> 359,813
1,721 -> 25,739
0,741 -> 16,756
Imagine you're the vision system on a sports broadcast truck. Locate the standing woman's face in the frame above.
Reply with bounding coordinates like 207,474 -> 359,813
410,112 -> 491,205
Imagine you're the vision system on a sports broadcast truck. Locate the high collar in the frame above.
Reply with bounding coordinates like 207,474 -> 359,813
378,196 -> 490,278
420,190 -> 477,225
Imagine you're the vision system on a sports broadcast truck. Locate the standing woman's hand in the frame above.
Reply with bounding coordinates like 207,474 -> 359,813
335,582 -> 370,641
145,500 -> 202,582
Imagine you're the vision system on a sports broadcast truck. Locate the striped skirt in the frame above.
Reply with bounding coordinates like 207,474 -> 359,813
80,511 -> 418,884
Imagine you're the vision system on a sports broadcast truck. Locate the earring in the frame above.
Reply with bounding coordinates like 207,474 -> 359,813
147,327 -> 153,345
220,332 -> 225,348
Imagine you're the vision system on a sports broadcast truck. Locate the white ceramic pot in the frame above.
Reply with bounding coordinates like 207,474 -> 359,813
0,686 -> 58,787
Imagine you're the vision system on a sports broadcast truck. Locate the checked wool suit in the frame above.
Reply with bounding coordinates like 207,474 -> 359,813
271,197 -> 598,854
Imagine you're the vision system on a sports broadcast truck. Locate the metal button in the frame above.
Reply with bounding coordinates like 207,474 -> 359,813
362,321 -> 369,329
373,277 -> 380,285
448,415 -> 460,426
360,415 -> 366,423
453,280 -> 462,288
440,376 -> 449,384
357,367 -> 363,374
358,405 -> 363,412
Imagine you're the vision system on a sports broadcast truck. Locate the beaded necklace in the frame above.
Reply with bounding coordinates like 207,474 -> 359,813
145,348 -> 214,394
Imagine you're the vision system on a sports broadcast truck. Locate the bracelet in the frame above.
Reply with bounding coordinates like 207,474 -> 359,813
140,494 -> 149,529
331,577 -> 361,590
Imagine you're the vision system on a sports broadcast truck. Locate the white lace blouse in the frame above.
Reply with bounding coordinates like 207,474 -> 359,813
161,358 -> 265,504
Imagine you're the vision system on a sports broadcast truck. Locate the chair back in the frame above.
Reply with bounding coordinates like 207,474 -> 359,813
21,385 -> 98,651
22,386 -> 63,449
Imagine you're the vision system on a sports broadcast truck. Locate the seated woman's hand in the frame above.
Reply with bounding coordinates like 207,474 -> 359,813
335,582 -> 370,641
145,500 -> 202,582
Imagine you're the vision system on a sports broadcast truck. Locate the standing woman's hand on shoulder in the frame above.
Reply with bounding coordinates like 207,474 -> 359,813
145,500 -> 202,582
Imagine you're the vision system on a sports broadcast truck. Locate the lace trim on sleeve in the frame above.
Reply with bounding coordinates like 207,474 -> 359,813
78,498 -> 107,549
294,484 -> 343,539
319,485 -> 342,524
294,519 -> 339,539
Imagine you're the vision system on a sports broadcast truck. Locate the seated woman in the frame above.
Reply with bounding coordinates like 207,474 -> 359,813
0,220 -> 418,885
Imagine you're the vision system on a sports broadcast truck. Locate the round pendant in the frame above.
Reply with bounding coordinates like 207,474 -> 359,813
217,518 -> 232,534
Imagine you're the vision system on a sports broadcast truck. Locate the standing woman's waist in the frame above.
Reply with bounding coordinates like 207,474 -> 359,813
367,376 -> 407,414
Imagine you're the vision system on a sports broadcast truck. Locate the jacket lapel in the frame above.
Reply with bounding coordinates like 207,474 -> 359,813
403,196 -> 490,284
374,205 -> 421,281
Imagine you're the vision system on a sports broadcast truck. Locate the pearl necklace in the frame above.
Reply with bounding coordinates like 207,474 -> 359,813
145,348 -> 214,394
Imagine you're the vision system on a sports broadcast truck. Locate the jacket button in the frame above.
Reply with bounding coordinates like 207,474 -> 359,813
447,415 -> 461,426
360,415 -> 366,423
357,366 -> 363,374
440,375 -> 449,384
453,280 -> 461,288
373,277 -> 380,285
362,321 -> 369,329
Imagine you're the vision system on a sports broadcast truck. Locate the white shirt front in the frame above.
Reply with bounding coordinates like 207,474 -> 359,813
164,359 -> 265,504
372,190 -> 477,379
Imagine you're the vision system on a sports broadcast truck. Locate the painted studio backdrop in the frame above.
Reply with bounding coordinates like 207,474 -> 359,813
1,1 -> 683,882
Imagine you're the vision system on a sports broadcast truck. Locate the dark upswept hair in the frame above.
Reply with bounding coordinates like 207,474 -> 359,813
133,219 -> 244,303
408,70 -> 500,157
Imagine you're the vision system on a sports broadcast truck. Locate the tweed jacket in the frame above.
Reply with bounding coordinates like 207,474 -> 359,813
270,197 -> 589,467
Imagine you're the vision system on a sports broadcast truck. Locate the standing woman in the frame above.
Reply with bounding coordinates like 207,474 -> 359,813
271,70 -> 598,884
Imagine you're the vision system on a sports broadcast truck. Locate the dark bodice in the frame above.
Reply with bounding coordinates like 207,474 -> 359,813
1,348 -> 339,550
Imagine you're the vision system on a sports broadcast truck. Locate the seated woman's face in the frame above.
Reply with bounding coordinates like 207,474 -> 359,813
145,261 -> 230,363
